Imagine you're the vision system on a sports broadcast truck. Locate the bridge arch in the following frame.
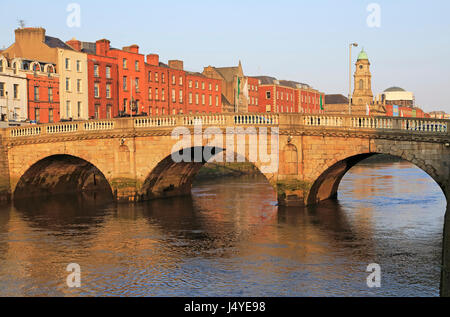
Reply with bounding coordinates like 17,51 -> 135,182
138,146 -> 275,201
14,154 -> 113,200
307,151 -> 448,205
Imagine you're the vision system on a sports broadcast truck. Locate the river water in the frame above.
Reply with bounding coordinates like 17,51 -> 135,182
0,160 -> 446,297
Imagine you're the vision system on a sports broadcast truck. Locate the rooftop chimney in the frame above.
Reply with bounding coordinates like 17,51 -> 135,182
66,38 -> 81,51
96,39 -> 110,56
15,27 -> 46,44
147,54 -> 159,66
123,44 -> 139,54
168,60 -> 183,71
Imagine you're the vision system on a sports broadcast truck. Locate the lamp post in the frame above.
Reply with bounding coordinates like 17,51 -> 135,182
349,43 -> 358,115
5,91 -> 8,122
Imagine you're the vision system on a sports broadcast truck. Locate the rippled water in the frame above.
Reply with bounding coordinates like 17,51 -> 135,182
0,161 -> 446,297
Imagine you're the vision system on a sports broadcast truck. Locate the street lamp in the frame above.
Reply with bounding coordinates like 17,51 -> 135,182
349,43 -> 358,115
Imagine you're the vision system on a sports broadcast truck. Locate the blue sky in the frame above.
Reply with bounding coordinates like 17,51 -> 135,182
1,0 -> 449,112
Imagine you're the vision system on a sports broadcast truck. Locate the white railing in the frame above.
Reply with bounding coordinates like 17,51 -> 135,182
84,121 -> 115,131
6,114 -> 450,138
46,123 -> 79,134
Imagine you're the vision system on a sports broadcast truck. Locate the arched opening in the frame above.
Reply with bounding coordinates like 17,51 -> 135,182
139,146 -> 274,201
14,155 -> 113,201
308,153 -> 447,205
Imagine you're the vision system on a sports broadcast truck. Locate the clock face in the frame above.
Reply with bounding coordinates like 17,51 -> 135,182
359,65 -> 363,69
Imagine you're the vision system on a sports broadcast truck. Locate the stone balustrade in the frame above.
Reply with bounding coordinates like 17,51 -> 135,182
5,114 -> 450,138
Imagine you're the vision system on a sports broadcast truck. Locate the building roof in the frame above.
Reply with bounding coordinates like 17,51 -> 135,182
325,94 -> 349,104
214,66 -> 241,82
45,36 -> 74,50
384,86 -> 406,92
279,80 -> 310,89
80,41 -> 97,54
357,49 -> 369,61
253,76 -> 277,85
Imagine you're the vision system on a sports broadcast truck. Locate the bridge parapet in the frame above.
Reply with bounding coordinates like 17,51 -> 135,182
4,113 -> 450,139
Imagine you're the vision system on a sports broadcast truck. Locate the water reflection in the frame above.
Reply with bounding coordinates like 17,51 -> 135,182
0,161 -> 446,297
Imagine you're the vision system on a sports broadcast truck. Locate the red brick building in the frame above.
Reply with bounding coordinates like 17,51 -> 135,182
185,71 -> 222,114
247,77 -> 260,113
146,54 -> 169,116
252,76 -> 325,114
26,63 -> 60,123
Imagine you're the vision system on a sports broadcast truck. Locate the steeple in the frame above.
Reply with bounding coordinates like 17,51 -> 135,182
352,49 -> 373,106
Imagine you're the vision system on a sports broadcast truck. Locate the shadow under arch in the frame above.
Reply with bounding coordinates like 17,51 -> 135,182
138,146 -> 274,201
307,153 -> 447,205
14,155 -> 114,201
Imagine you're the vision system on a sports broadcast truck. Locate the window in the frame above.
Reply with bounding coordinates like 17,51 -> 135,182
35,108 -> 40,123
77,79 -> 82,92
48,87 -> 53,102
172,75 -> 176,85
161,73 -> 164,83
123,99 -> 128,111
0,82 -> 4,97
179,76 -> 183,86
123,76 -> 128,90
94,65 -> 99,77
266,91 -> 271,99
209,83 -> 212,91
148,71 -> 152,82
106,105 -> 112,119
172,89 -> 176,103
34,86 -> 39,101
155,88 -> 159,100
189,92 -> 193,104
106,66 -> 111,79
162,88 -> 165,101
65,58 -> 70,70
76,60 -> 81,72
189,80 -> 192,88
202,82 -> 205,90
195,93 -> 199,105
13,84 -> 18,99
95,104 -> 100,119
0,60 -> 3,72
359,79 -> 364,90
106,84 -> 111,99
195,81 -> 199,89
49,109 -> 54,123
202,94 -> 205,105
155,73 -> 159,82
135,78 -> 139,92
123,58 -> 128,69
179,90 -> 183,103
209,95 -> 212,106
135,61 -> 139,71
216,95 -> 219,107
77,102 -> 82,118
215,84 -> 219,92
149,88 -> 152,100
66,101 -> 71,118
66,78 -> 71,91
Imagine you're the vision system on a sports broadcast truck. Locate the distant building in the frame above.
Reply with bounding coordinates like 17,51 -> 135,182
2,28 -> 89,120
377,87 -> 415,107
324,94 -> 349,114
249,76 -> 324,114
203,62 -> 247,113
429,111 -> 450,119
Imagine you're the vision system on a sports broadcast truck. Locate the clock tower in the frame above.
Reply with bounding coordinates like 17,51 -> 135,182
352,49 -> 373,106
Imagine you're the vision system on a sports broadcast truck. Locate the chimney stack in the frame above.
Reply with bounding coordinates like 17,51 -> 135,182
96,39 -> 110,56
146,54 -> 159,66
123,44 -> 139,54
66,38 -> 81,51
15,27 -> 46,44
168,60 -> 183,71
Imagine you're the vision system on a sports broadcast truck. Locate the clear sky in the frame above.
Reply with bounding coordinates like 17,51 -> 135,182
1,0 -> 449,112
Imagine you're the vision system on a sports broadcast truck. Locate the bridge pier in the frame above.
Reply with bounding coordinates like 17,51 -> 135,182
276,179 -> 312,207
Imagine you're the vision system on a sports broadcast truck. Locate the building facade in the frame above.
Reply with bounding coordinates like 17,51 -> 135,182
2,28 -> 89,121
0,56 -> 27,122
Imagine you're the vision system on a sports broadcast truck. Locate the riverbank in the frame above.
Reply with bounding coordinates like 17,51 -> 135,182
195,162 -> 260,181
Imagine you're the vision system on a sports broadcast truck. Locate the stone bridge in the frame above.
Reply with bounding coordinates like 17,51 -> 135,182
1,113 -> 450,295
